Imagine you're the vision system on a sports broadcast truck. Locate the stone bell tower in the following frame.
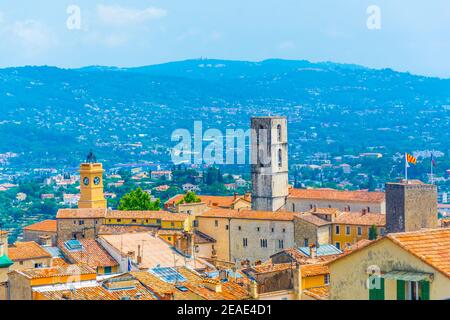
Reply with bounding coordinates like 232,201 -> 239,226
78,151 -> 107,209
251,116 -> 289,212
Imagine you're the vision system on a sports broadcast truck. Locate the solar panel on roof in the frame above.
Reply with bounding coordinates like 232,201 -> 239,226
149,267 -> 186,283
64,239 -> 83,251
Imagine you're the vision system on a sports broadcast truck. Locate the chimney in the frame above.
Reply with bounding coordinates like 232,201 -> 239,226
137,245 -> 142,264
203,279 -> 222,293
293,263 -> 302,300
249,280 -> 259,299
310,243 -> 317,259
234,193 -> 237,200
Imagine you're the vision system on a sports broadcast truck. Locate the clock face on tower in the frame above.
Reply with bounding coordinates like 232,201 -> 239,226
83,177 -> 89,186
94,176 -> 101,185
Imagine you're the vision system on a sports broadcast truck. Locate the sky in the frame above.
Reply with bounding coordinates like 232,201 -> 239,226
0,0 -> 449,77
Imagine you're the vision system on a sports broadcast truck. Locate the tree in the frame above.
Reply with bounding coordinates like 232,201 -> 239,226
118,187 -> 161,211
368,225 -> 378,240
177,191 -> 201,204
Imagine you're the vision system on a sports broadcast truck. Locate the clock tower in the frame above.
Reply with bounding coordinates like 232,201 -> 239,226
78,151 -> 107,209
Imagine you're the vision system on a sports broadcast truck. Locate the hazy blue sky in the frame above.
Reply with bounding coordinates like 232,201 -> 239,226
0,0 -> 449,77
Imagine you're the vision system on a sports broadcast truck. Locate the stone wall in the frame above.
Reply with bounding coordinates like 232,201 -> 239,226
386,182 -> 438,233
57,218 -> 102,242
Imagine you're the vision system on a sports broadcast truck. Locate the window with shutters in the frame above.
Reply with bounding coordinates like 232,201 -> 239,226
368,276 -> 384,300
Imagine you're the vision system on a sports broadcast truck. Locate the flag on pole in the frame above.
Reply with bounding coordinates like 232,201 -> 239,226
406,153 -> 417,165
431,153 -> 437,167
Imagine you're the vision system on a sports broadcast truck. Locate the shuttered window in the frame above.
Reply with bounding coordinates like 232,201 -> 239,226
397,280 -> 405,300
419,281 -> 430,300
369,277 -> 385,300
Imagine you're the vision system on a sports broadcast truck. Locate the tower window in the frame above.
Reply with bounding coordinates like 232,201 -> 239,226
278,149 -> 282,167
277,124 -> 282,142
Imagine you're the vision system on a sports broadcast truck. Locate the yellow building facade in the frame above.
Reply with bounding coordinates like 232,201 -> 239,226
327,229 -> 450,300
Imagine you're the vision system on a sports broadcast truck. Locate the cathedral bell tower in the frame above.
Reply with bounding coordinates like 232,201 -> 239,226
251,116 -> 289,212
78,151 -> 107,209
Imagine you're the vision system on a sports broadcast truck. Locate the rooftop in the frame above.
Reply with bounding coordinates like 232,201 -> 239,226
58,239 -> 119,268
288,188 -> 385,203
303,286 -> 329,300
297,244 -> 342,257
56,208 -> 106,219
333,212 -> 386,226
8,241 -> 52,261
387,228 -> 450,278
23,220 -> 57,233
199,208 -> 295,221
99,232 -> 208,270
12,264 -> 96,280
166,194 -> 249,209
105,210 -> 188,221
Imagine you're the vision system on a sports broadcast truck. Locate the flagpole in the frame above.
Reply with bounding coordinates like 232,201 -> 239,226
405,153 -> 408,182
430,155 -> 434,184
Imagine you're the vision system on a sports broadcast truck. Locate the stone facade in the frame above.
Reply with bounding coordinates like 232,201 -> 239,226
57,217 -> 103,242
293,217 -> 331,247
286,198 -> 385,214
197,215 -> 295,263
251,117 -> 289,212
386,180 -> 438,233
23,230 -> 57,246
229,219 -> 294,263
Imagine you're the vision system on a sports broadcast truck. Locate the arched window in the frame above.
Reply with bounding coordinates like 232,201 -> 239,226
277,124 -> 282,142
278,149 -> 282,167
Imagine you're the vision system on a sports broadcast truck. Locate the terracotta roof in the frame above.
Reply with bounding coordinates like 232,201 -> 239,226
36,282 -> 156,300
8,241 -> 52,261
50,257 -> 69,267
251,263 -> 292,274
387,228 -> 450,278
58,239 -> 118,268
99,232 -> 207,270
13,264 -> 96,279
131,270 -> 201,300
105,210 -> 188,221
309,208 -> 341,215
178,267 -> 250,300
295,213 -> 331,226
199,208 -> 295,221
23,220 -> 57,233
271,248 -> 341,265
288,188 -> 385,203
303,286 -> 329,300
333,212 -> 386,226
300,264 -> 329,277
56,208 -> 106,219
166,194 -> 249,208
98,225 -> 158,235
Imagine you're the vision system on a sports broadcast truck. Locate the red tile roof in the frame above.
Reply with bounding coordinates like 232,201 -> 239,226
289,188 -> 385,203
56,208 -> 106,219
295,213 -> 331,226
8,241 -> 52,261
23,220 -> 57,233
303,286 -> 329,300
166,194 -> 250,209
13,264 -> 96,279
327,228 -> 450,279
334,212 -> 386,226
58,239 -> 119,268
199,208 -> 295,221
105,210 -> 188,221
387,228 -> 450,278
